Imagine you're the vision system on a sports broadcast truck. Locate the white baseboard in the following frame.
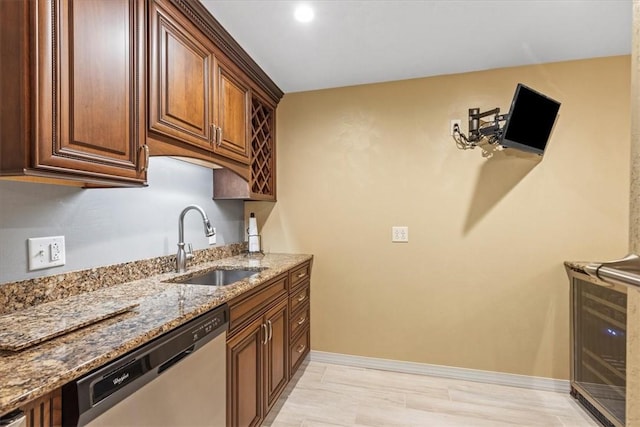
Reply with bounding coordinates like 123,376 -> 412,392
310,350 -> 570,393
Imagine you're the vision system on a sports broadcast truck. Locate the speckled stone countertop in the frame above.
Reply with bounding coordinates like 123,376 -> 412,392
564,261 -> 589,273
0,251 -> 312,415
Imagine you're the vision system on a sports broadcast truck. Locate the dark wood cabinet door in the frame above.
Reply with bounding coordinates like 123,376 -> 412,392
21,388 -> 62,427
149,0 -> 215,151
264,298 -> 289,413
215,63 -> 250,164
35,0 -> 145,182
227,316 -> 264,427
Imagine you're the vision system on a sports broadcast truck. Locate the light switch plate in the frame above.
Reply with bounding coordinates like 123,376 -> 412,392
28,236 -> 66,271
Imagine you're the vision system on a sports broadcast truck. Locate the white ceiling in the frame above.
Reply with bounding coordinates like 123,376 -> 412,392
201,0 -> 632,93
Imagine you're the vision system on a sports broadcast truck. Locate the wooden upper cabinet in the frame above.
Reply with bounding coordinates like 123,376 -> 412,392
215,63 -> 251,164
213,93 -> 276,201
148,0 -> 250,168
0,0 -> 147,186
148,0 -> 216,151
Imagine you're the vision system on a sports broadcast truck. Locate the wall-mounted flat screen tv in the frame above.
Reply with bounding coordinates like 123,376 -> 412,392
499,84 -> 561,155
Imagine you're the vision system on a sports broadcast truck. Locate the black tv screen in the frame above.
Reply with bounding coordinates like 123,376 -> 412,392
500,84 -> 560,155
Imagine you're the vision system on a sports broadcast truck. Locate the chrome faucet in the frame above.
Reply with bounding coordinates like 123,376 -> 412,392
176,205 -> 215,273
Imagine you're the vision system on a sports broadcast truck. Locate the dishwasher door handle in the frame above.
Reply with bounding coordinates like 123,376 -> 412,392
158,344 -> 195,374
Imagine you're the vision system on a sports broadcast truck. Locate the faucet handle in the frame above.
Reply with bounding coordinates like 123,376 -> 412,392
186,243 -> 194,260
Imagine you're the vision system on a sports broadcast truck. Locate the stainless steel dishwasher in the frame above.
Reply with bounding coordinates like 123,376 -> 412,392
62,304 -> 228,427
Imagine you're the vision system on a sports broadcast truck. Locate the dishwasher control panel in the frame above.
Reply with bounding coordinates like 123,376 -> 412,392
189,311 -> 225,342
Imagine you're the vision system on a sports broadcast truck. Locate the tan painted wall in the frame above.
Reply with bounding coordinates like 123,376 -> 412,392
247,56 -> 630,380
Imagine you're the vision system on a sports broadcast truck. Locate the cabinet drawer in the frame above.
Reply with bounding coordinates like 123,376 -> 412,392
289,281 -> 309,314
229,273 -> 287,335
290,326 -> 310,376
289,303 -> 309,340
289,262 -> 311,290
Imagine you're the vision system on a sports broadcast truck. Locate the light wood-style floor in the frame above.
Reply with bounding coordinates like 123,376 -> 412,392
264,359 -> 599,427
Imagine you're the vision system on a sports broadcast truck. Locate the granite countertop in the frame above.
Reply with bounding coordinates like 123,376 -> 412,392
564,261 -> 589,273
0,252 -> 312,415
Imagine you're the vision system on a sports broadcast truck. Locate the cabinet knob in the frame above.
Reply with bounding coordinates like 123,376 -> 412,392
296,344 -> 306,353
297,293 -> 306,302
297,316 -> 306,325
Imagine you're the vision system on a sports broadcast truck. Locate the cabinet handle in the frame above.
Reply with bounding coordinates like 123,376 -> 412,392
297,272 -> 306,279
267,320 -> 273,341
261,324 -> 268,345
209,124 -> 215,144
296,344 -> 306,353
216,126 -> 222,146
297,293 -> 306,303
140,144 -> 150,172
297,316 -> 306,326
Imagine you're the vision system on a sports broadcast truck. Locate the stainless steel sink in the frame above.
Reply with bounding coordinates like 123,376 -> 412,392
172,268 -> 262,286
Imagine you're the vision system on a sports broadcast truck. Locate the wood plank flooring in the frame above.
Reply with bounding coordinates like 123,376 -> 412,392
263,359 -> 599,427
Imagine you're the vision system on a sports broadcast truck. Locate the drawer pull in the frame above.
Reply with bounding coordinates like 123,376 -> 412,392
297,316 -> 306,325
296,344 -> 306,353
296,272 -> 306,279
296,293 -> 306,302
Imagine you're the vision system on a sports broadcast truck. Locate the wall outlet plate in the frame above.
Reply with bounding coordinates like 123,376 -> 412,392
450,119 -> 462,136
392,226 -> 409,243
27,236 -> 65,271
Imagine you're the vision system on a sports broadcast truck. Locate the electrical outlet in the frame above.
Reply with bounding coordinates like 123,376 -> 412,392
27,236 -> 65,271
450,119 -> 462,136
392,226 -> 409,243
208,228 -> 217,245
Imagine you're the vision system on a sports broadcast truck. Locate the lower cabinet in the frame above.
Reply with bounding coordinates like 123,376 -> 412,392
227,297 -> 288,427
227,260 -> 312,427
20,388 -> 62,427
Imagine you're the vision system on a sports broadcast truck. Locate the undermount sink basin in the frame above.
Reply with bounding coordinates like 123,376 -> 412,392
172,268 -> 262,286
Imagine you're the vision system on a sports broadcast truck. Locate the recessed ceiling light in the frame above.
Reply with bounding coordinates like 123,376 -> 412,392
294,4 -> 314,23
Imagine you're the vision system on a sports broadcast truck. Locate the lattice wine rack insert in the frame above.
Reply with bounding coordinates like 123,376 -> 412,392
250,97 -> 275,197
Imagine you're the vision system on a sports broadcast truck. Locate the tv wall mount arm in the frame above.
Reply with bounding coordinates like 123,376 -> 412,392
452,107 -> 509,150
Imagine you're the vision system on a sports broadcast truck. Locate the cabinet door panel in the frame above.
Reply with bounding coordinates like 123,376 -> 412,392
36,0 -> 143,180
149,0 -> 214,149
228,317 -> 264,427
264,298 -> 288,412
21,388 -> 62,427
216,64 -> 250,163
70,0 -> 129,154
